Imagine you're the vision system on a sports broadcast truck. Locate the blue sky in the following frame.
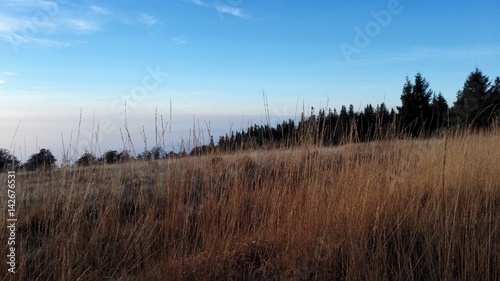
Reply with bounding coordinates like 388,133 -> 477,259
1,0 -> 500,161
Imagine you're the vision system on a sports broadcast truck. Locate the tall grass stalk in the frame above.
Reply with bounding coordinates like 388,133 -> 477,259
1,127 -> 498,280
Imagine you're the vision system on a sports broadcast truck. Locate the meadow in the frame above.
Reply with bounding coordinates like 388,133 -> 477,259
1,128 -> 499,280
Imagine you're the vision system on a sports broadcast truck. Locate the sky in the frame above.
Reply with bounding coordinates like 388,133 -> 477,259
1,0 -> 500,162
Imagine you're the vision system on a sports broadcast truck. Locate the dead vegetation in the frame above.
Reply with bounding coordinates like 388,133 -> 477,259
1,129 -> 499,280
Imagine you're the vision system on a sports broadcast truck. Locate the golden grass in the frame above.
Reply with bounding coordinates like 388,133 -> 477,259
1,129 -> 499,280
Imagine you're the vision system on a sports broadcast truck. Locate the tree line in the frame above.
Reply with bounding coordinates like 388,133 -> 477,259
0,146 -> 187,172
1,68 -> 498,170
213,68 -> 499,153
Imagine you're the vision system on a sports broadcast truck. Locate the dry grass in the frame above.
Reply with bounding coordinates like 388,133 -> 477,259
1,129 -> 499,280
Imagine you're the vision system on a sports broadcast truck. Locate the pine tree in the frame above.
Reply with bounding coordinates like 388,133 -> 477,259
486,77 -> 500,125
397,73 -> 433,136
452,68 -> 492,127
339,105 -> 349,138
362,104 -> 376,141
430,92 -> 449,131
376,103 -> 390,123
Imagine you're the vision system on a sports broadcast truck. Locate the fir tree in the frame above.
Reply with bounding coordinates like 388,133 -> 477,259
397,73 -> 433,136
452,68 -> 492,127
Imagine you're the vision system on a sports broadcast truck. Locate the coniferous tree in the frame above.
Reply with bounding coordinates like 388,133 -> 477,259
430,92 -> 449,132
452,68 -> 492,127
348,104 -> 355,120
376,103 -> 390,125
485,76 -> 500,126
397,73 -> 433,136
361,104 -> 376,141
374,103 -> 391,138
338,105 -> 349,139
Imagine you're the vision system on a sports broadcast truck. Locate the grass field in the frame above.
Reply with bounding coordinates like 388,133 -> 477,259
1,129 -> 499,280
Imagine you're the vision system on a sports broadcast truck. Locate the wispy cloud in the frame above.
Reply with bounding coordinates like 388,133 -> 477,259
0,91 -> 47,103
172,36 -> 186,44
0,0 -> 56,11
405,45 -> 500,60
187,0 -> 250,19
338,45 -> 500,66
139,13 -> 159,26
0,71 -> 18,85
0,1 -> 106,50
90,5 -> 111,16
188,0 -> 208,7
0,17 -> 23,32
68,19 -> 100,33
213,3 -> 249,19
0,1 -> 66,34
0,15 -> 58,33
0,2 -> 167,50
0,71 -> 18,76
0,33 -> 71,48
